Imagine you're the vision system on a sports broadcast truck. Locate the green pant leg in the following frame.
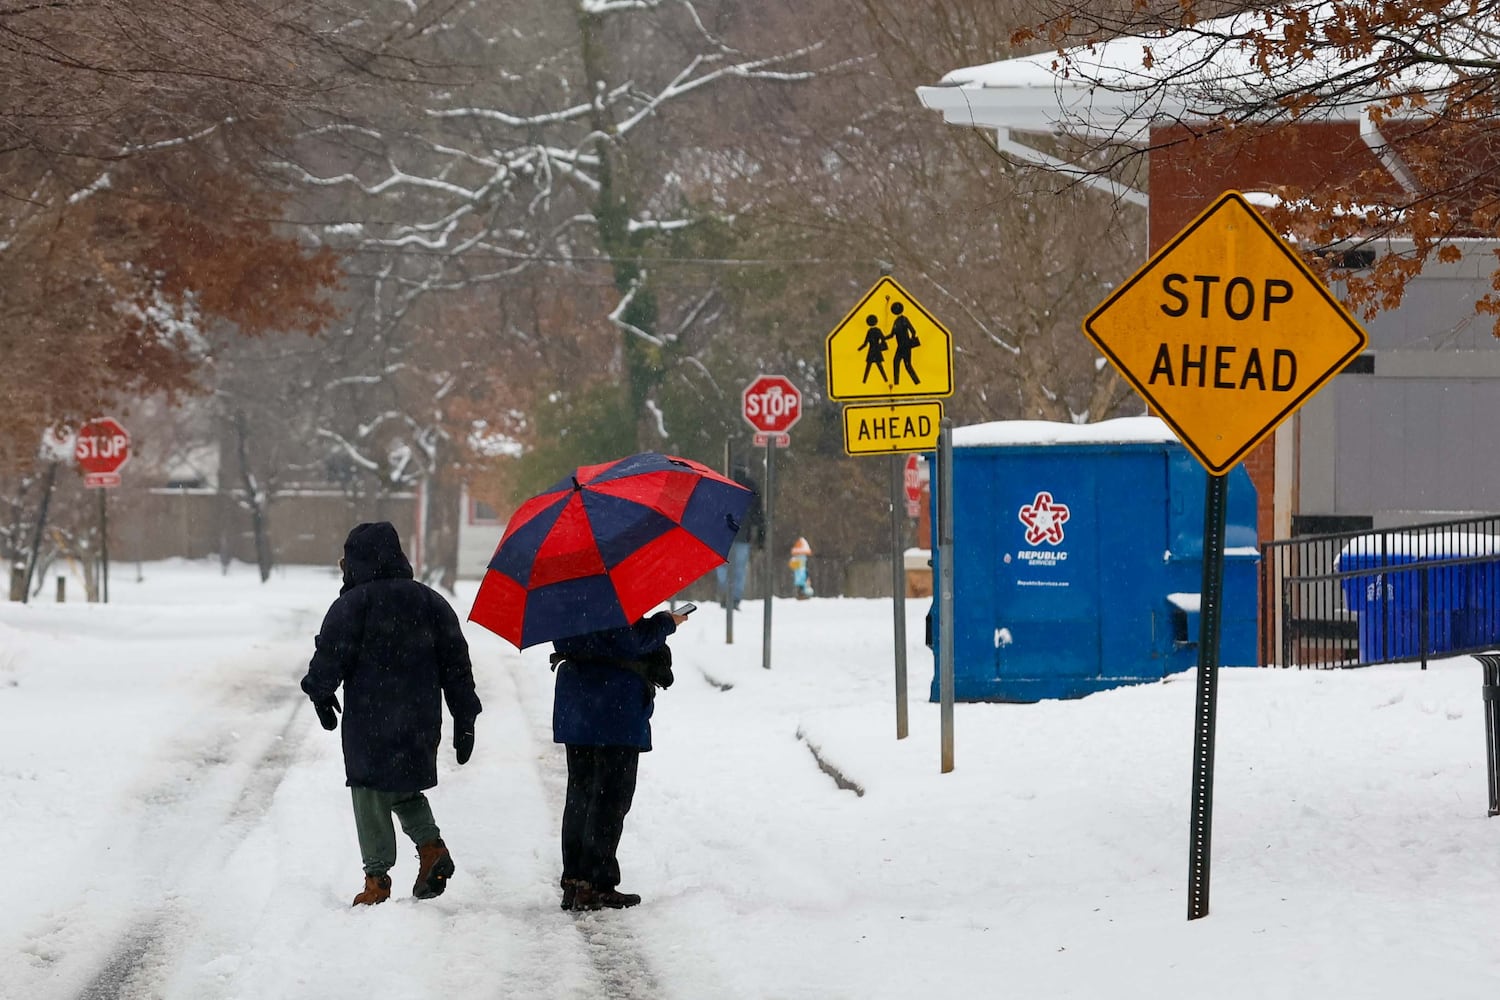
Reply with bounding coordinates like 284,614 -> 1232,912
350,786 -> 398,876
391,790 -> 441,847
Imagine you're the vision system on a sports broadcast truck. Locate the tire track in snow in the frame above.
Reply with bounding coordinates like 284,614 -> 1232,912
61,666 -> 312,1000
503,653 -> 674,1000
74,919 -> 162,1000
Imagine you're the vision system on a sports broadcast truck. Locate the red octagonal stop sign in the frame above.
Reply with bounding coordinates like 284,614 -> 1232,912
75,417 -> 132,477
742,375 -> 802,435
903,454 -> 922,504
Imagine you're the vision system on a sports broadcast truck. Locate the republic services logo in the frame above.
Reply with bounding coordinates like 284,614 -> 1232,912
1018,491 -> 1070,546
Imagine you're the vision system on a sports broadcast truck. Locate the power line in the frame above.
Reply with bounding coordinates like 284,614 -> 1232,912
329,247 -> 874,267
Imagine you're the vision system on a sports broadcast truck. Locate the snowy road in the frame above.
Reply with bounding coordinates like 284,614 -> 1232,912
0,568 -> 757,1000
6,561 -> 1500,999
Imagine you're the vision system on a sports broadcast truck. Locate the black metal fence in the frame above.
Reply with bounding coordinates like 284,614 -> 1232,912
1259,515 -> 1500,668
1478,653 -> 1500,816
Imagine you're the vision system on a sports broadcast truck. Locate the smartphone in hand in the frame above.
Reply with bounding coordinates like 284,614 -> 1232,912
676,602 -> 698,616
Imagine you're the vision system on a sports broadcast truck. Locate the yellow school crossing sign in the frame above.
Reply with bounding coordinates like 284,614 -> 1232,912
826,277 -> 954,401
1084,191 -> 1368,475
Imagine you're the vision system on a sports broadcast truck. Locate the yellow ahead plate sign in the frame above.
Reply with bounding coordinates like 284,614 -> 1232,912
826,276 -> 953,401
842,400 -> 943,456
1084,191 -> 1368,475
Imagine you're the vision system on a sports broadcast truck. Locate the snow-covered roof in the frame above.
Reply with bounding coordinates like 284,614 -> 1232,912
915,1 -> 1460,140
954,416 -> 1175,448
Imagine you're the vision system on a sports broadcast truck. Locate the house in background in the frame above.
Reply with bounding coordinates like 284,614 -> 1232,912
916,13 -> 1500,544
458,485 -> 507,580
111,475 -> 504,582
69,395 -> 514,582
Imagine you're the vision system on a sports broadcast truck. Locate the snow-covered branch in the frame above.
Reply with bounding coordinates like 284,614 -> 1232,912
582,0 -> 664,13
613,44 -> 824,137
608,276 -> 665,347
315,430 -> 384,472
426,82 -> 631,128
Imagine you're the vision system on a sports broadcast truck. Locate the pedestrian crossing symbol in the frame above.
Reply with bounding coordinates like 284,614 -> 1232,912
825,276 -> 953,401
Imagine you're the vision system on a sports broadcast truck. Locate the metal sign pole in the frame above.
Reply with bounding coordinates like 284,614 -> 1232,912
891,454 -> 910,739
1187,471 -> 1228,919
762,437 -> 775,670
99,487 -> 110,605
723,437 -> 734,645
938,419 -> 955,772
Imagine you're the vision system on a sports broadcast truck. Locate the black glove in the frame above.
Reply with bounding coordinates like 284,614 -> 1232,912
649,663 -> 674,689
454,723 -> 475,765
313,695 -> 341,731
642,646 -> 674,690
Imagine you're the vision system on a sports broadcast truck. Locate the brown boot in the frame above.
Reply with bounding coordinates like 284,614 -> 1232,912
413,838 -> 455,899
352,873 -> 391,906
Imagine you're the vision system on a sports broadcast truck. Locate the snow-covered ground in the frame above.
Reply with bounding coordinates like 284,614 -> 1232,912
3,559 -> 1499,999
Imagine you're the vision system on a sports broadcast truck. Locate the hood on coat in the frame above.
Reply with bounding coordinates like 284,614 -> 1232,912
341,521 -> 415,593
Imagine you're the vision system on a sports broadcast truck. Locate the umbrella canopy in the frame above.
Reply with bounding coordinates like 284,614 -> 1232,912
468,452 -> 753,649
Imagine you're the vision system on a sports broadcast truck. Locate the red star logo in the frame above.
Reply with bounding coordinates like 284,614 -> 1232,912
1018,491 -> 1070,545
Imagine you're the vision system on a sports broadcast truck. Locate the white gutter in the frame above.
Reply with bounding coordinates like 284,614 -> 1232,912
995,128 -> 1149,209
1359,108 -> 1420,196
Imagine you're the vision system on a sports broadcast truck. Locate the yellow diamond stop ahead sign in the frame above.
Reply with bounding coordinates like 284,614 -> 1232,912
1084,191 -> 1368,475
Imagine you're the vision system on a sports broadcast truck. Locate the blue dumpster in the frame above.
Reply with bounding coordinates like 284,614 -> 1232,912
927,417 -> 1258,702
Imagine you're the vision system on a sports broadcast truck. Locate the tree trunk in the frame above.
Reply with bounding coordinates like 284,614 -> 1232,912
250,503 -> 273,583
579,7 -> 664,444
21,461 -> 58,604
424,474 -> 461,592
230,410 -> 275,582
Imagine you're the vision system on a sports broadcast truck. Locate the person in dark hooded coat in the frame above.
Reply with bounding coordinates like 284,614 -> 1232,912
301,521 -> 483,906
550,607 -> 688,911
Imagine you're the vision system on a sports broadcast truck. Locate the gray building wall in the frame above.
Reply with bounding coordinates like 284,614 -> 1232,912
1298,241 -> 1500,528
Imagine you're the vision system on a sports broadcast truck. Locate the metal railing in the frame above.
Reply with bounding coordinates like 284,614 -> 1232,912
1477,653 -> 1500,816
1259,515 -> 1500,668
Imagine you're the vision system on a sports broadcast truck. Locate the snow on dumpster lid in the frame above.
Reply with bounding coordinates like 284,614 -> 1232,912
953,416 -> 1175,448
1167,592 -> 1201,613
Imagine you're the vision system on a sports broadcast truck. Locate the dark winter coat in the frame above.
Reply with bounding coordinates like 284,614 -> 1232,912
301,521 -> 482,792
731,467 -> 766,549
552,612 -> 677,751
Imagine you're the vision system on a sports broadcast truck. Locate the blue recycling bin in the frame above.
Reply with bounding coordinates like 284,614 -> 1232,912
1453,543 -> 1500,648
1337,539 -> 1467,661
927,418 -> 1258,702
1455,558 -> 1500,648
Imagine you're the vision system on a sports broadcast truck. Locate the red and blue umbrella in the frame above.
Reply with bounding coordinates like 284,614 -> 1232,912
468,452 -> 753,649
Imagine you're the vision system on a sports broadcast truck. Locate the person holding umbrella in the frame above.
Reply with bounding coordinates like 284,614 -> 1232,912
465,451 -> 753,910
550,606 -> 689,910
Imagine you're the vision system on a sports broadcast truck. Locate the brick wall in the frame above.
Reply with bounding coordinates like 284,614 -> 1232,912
1144,120 -> 1399,546
1146,122 -> 1402,252
1241,439 -> 1276,548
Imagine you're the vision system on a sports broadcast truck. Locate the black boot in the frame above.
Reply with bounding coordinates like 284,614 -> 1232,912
572,883 -> 641,910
